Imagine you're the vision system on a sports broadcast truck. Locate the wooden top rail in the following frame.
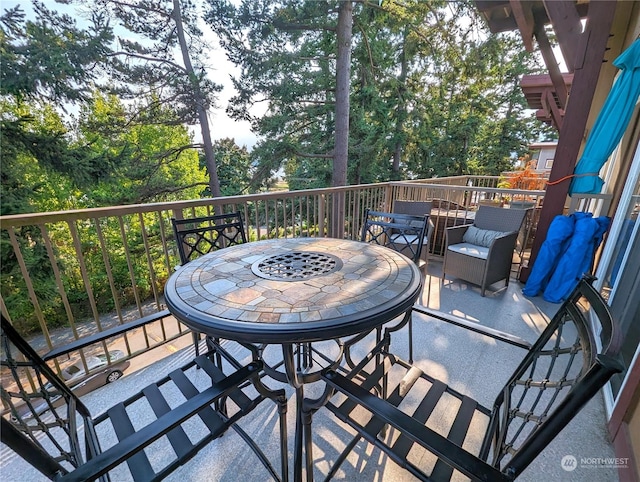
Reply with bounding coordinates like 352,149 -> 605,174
0,182 -> 390,226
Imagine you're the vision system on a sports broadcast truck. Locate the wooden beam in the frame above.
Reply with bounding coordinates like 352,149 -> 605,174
510,0 -> 536,51
520,0 -> 617,283
534,9 -> 569,106
543,0 -> 584,72
475,1 -> 517,33
540,88 -> 565,130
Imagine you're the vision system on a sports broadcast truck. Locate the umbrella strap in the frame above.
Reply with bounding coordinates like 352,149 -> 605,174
547,172 -> 598,186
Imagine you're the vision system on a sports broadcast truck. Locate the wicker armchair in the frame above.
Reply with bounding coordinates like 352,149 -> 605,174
442,205 -> 528,296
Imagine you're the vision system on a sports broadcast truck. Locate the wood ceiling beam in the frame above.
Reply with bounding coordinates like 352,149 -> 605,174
543,1 -> 584,71
510,0 -> 536,51
533,10 -> 569,107
539,88 -> 565,130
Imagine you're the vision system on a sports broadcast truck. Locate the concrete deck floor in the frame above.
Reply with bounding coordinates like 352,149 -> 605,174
1,260 -> 619,481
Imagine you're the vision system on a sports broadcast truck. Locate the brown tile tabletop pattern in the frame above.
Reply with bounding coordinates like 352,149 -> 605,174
164,237 -> 422,344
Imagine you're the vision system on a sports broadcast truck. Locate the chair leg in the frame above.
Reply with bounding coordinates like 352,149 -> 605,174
248,369 -> 289,482
408,318 -> 414,364
279,398 -> 289,482
303,408 -> 314,482
192,331 -> 200,357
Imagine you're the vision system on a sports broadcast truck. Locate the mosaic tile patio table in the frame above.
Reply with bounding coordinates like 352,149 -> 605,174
164,237 -> 422,480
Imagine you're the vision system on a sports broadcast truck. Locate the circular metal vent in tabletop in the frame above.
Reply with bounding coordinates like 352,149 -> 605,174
251,251 -> 342,281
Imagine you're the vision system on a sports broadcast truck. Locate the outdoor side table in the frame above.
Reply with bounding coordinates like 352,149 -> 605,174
164,237 -> 422,480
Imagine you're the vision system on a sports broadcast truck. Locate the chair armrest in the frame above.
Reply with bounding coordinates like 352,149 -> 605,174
322,369 -> 512,482
43,310 -> 171,361
444,225 -> 469,245
59,361 -> 262,482
411,305 -> 531,349
487,230 -> 518,249
484,231 -> 519,262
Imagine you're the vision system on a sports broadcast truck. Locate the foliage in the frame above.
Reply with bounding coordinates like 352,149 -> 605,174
205,0 -> 341,190
0,1 -> 113,103
77,92 -> 207,205
91,0 -> 224,197
1,3 -> 208,332
205,0 -> 548,189
202,138 -> 254,196
500,156 -> 548,191
1,3 -> 114,215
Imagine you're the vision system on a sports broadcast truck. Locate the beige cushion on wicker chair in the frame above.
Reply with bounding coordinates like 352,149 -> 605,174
447,242 -> 489,259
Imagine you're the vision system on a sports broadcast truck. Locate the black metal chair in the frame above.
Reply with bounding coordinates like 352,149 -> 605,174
171,212 -> 248,357
0,314 -> 288,482
303,276 -> 622,481
392,200 -> 434,273
361,209 -> 429,264
361,209 -> 430,363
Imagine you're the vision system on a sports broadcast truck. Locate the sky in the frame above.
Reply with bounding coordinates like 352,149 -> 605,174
3,0 -> 258,149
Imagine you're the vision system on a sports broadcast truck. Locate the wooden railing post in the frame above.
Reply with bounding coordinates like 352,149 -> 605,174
319,193 -> 326,237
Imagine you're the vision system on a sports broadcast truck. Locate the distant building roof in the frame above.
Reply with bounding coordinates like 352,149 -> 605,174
530,142 -> 558,149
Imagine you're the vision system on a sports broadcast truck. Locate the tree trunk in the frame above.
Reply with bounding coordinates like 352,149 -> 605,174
392,29 -> 409,180
332,1 -> 352,238
172,0 -> 222,208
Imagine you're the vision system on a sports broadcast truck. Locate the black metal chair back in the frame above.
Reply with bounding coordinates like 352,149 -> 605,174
311,277 -> 622,481
481,278 -> 621,475
171,212 -> 248,356
1,317 -> 93,478
392,200 -> 435,262
0,315 -> 287,481
172,211 -> 247,265
361,209 -> 429,263
360,209 -> 429,363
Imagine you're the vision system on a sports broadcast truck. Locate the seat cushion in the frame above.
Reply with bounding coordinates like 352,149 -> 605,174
390,233 -> 429,245
447,242 -> 489,259
462,226 -> 504,247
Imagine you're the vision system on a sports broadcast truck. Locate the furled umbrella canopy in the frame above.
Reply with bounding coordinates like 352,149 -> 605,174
522,212 -> 580,297
542,215 -> 610,303
569,38 -> 640,195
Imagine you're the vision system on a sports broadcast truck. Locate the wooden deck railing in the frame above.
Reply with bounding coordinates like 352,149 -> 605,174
0,178 -> 610,365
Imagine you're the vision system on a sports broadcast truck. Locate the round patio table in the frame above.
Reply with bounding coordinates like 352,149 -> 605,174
164,237 -> 422,480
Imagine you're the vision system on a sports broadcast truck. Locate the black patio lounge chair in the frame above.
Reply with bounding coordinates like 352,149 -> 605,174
172,212 -> 248,357
361,209 -> 430,363
302,276 -> 622,481
0,314 -> 288,482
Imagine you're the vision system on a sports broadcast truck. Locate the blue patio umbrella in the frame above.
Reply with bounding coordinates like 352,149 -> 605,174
543,215 -> 610,303
522,212 -> 581,297
569,38 -> 640,194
